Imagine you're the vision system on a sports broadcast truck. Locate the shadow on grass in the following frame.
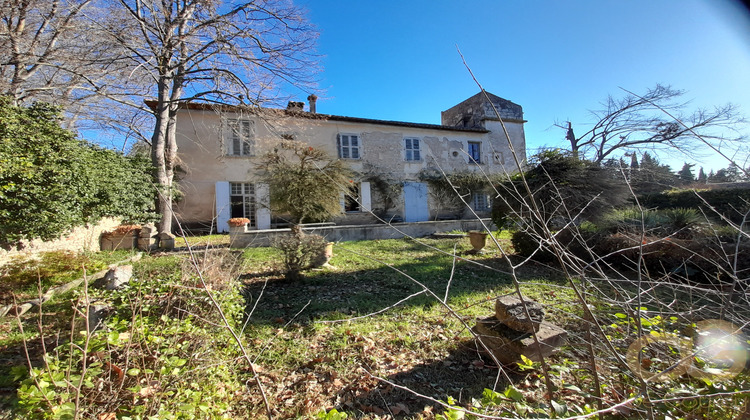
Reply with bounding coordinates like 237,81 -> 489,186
311,333 -> 560,419
241,250 -> 516,326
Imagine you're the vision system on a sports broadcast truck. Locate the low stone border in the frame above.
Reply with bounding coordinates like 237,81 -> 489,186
0,253 -> 142,318
231,218 -> 496,248
431,233 -> 468,239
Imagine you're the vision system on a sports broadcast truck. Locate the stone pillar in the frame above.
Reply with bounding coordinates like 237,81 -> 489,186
138,223 -> 158,251
158,232 -> 176,249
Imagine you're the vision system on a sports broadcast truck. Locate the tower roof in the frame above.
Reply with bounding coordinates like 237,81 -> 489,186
441,91 -> 524,128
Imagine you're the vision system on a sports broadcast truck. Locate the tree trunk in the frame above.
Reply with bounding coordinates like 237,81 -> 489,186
566,122 -> 579,159
151,80 -> 175,235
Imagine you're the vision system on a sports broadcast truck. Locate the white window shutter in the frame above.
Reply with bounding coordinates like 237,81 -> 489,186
221,119 -> 228,155
256,183 -> 271,230
339,192 -> 346,213
215,181 -> 231,233
360,181 -> 371,212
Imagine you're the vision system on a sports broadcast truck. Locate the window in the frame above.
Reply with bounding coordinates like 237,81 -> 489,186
225,119 -> 254,156
337,134 -> 360,159
472,192 -> 491,211
230,182 -> 256,227
468,141 -> 481,163
404,137 -> 421,161
344,184 -> 360,212
341,182 -> 371,213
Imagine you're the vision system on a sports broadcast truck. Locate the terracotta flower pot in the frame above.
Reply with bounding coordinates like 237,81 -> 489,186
312,242 -> 335,268
468,231 -> 488,253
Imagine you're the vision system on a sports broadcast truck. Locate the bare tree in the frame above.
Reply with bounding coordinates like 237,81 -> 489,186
0,1 -> 126,128
563,84 -> 746,164
1,0 -> 91,103
100,0 -> 319,235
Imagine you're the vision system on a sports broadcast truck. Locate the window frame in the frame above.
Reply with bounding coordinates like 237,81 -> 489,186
467,141 -> 482,164
337,133 -> 361,159
471,192 -> 491,212
404,137 -> 421,161
229,182 -> 257,227
225,118 -> 254,157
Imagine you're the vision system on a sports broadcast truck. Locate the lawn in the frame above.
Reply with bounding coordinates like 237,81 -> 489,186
237,235 -> 587,418
1,232 -> 747,419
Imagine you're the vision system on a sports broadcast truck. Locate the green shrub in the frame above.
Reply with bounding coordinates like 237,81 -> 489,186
600,207 -> 666,232
510,228 -> 594,262
14,252 -> 251,419
511,230 -> 545,260
511,230 -> 560,262
259,141 -> 352,224
0,98 -> 156,248
599,207 -> 706,238
273,231 -> 328,280
492,150 -> 628,231
639,187 -> 750,225
662,208 -> 704,231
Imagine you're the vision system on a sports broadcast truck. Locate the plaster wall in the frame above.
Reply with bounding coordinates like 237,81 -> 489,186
173,105 -> 525,229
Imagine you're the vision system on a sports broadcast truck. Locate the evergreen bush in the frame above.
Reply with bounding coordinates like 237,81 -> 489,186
0,98 -> 155,248
639,187 -> 750,225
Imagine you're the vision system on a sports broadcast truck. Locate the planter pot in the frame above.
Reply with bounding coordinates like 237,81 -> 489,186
100,232 -> 138,251
312,242 -> 335,268
229,224 -> 248,248
323,242 -> 334,264
468,231 -> 488,253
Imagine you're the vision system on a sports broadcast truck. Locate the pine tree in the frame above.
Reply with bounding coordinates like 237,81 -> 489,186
631,152 -> 678,194
726,163 -> 742,182
697,167 -> 707,183
677,163 -> 696,184
630,154 -> 640,170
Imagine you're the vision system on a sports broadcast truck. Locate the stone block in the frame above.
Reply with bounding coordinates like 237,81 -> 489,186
139,223 -> 157,238
474,316 -> 567,364
158,232 -> 176,249
495,295 -> 544,333
94,265 -> 133,290
138,237 -> 158,251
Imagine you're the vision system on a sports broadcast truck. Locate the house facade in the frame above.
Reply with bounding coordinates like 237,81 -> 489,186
170,91 -> 526,233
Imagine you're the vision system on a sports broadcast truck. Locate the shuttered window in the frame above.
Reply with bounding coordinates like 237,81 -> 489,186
404,137 -> 421,161
226,119 -> 254,156
468,141 -> 481,163
337,134 -> 360,159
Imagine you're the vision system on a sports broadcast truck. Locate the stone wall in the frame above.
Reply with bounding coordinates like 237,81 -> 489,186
0,217 -> 122,266
230,218 -> 495,248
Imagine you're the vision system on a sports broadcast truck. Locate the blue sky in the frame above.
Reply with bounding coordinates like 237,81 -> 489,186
295,0 -> 750,172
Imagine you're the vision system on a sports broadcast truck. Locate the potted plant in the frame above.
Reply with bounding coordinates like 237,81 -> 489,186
101,224 -> 141,251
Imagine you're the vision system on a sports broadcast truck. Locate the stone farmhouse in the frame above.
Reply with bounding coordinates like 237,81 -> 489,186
169,91 -> 526,233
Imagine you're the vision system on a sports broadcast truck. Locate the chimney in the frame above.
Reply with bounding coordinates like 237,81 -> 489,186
286,101 -> 304,112
307,94 -> 317,113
